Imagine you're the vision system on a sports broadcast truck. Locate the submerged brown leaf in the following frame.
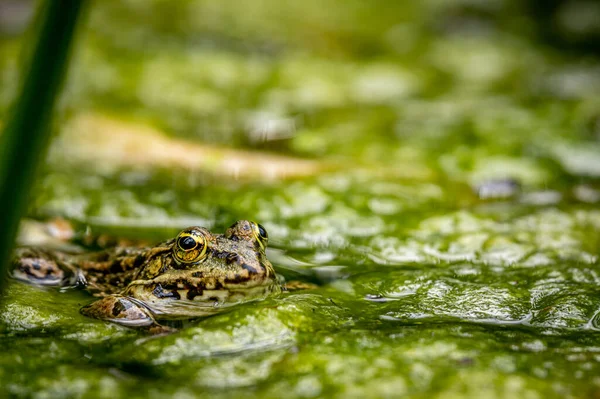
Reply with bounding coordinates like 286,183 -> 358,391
55,113 -> 327,181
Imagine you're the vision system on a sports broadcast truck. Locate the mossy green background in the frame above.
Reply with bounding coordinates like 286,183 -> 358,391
1,0 -> 600,397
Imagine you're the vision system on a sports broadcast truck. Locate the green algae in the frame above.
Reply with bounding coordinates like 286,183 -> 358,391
1,0 -> 600,398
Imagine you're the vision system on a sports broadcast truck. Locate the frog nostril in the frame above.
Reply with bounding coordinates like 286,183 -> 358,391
226,253 -> 240,265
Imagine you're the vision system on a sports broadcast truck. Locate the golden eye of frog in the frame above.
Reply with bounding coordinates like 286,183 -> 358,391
11,220 -> 280,333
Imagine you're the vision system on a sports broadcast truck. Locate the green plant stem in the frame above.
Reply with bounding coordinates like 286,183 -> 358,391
0,0 -> 87,296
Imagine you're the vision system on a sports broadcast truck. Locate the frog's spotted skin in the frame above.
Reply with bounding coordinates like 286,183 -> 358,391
10,220 -> 280,332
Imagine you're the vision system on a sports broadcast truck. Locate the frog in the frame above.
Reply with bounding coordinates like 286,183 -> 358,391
10,220 -> 280,333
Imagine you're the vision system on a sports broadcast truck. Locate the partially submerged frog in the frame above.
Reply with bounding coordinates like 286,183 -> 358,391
11,220 -> 280,333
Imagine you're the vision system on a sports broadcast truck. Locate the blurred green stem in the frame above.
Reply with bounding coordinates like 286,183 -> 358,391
0,0 -> 87,296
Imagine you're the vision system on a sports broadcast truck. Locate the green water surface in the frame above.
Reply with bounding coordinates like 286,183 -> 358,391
1,0 -> 600,397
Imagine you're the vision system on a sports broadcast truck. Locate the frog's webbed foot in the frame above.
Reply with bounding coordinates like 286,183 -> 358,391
81,295 -> 174,334
11,248 -> 85,287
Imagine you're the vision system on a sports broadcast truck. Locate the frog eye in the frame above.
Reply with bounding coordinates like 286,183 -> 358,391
173,229 -> 208,264
251,222 -> 268,249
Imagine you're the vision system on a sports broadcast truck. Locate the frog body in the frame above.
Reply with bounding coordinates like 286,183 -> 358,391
11,220 -> 279,332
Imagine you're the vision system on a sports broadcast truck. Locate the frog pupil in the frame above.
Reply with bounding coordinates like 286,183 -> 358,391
257,224 -> 268,239
179,236 -> 197,250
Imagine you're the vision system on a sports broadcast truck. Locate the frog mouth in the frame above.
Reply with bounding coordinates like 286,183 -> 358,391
134,296 -> 245,320
129,284 -> 280,319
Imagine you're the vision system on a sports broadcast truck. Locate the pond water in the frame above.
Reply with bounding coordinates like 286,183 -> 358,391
1,1 -> 600,397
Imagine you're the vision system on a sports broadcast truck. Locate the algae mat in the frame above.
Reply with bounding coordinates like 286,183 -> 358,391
1,0 -> 600,397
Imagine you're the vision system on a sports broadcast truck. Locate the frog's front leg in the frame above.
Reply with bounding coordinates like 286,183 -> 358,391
81,295 -> 174,334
